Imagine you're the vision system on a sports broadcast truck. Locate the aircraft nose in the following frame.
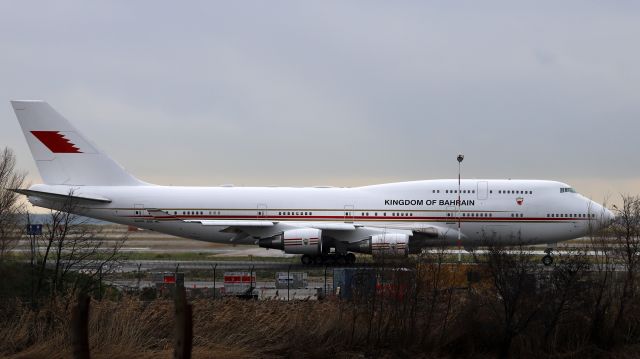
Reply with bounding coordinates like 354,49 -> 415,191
606,208 -> 615,224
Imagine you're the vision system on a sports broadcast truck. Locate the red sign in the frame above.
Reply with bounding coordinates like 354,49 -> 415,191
224,275 -> 254,283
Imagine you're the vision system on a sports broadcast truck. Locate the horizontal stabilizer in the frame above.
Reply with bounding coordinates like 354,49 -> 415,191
12,188 -> 112,204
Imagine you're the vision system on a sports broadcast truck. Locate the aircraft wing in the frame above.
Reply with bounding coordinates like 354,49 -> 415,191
147,209 -> 357,230
186,220 -> 275,227
146,209 -> 453,243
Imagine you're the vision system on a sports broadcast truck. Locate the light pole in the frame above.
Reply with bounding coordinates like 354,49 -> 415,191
457,154 -> 464,262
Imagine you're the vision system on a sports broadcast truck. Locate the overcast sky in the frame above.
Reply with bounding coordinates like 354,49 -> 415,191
1,1 -> 638,206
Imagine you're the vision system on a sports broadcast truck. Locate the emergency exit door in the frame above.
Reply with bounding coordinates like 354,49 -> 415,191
477,181 -> 488,200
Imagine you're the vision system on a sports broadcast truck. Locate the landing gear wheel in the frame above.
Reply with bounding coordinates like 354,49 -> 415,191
301,254 -> 313,265
345,253 -> 356,265
542,255 -> 553,266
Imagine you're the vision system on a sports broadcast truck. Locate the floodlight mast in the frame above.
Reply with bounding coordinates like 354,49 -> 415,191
457,154 -> 464,262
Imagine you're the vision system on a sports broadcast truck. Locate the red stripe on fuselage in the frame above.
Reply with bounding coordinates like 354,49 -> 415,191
127,214 -> 589,223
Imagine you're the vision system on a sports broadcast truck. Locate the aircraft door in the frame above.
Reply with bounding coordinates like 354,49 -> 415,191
344,205 -> 354,223
257,203 -> 267,218
446,206 -> 456,224
477,181 -> 488,200
134,203 -> 146,223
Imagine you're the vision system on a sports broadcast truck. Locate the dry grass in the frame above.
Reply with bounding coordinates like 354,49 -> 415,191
2,255 -> 640,358
0,297 -> 393,358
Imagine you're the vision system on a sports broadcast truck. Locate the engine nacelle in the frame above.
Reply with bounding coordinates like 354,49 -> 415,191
346,233 -> 409,258
258,228 -> 322,255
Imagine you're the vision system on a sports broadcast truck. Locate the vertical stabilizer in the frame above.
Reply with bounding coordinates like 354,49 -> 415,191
11,100 -> 145,186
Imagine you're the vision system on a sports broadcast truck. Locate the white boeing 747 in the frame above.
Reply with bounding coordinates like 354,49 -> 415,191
10,101 -> 614,265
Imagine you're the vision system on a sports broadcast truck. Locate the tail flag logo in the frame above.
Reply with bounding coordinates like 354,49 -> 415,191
31,131 -> 82,153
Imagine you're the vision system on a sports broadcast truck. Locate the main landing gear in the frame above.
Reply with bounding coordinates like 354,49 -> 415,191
542,248 -> 554,266
301,253 -> 356,266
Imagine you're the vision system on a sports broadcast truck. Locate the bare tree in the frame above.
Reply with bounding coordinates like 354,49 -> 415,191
473,244 -> 544,359
608,195 -> 640,345
584,201 -> 617,347
539,247 -> 591,351
32,190 -> 126,302
0,147 -> 26,261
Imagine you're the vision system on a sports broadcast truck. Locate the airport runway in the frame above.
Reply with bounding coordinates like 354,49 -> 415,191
15,227 -> 631,273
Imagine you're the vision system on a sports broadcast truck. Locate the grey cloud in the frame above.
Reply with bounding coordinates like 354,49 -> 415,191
0,1 -> 638,199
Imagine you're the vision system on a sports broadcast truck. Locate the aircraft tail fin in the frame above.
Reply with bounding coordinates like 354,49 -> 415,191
10,100 -> 145,186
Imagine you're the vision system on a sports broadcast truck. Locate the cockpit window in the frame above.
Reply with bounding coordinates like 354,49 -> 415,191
560,187 -> 576,193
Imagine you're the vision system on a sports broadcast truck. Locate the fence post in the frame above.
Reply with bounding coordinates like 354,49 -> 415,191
173,286 -> 192,359
136,263 -> 142,289
287,264 -> 292,301
211,264 -> 217,298
71,292 -> 90,359
324,265 -> 327,299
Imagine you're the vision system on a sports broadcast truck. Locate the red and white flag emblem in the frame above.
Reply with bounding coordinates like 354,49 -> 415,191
30,131 -> 96,154
516,197 -> 524,205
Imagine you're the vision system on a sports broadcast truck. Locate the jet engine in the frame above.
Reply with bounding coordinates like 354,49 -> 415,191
258,228 -> 323,255
346,233 -> 409,258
